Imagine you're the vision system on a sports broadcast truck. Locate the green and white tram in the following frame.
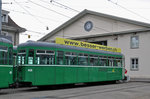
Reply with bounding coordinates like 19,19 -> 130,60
0,38 -> 13,88
17,41 -> 125,87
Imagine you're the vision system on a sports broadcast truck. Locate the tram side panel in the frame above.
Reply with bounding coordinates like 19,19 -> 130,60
0,66 -> 13,88
16,41 -> 125,87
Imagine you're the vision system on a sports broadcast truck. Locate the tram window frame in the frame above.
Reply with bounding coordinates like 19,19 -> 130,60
108,57 -> 113,66
99,56 -> 107,66
116,58 -> 122,67
0,45 -> 8,65
18,50 -> 26,65
78,53 -> 88,66
65,52 -> 77,65
89,55 -> 99,66
8,47 -> 13,65
28,49 -> 34,65
108,57 -> 117,67
57,51 -> 64,65
36,50 -> 55,65
113,57 -> 117,67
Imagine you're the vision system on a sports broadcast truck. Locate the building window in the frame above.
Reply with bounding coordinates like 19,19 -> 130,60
131,36 -> 139,49
2,14 -> 7,22
91,41 -> 107,46
1,31 -> 8,36
130,58 -> 139,71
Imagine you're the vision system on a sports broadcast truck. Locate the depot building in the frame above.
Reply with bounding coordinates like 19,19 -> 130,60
39,9 -> 150,80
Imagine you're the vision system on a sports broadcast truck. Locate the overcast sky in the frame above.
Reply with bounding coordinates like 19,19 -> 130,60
2,0 -> 150,43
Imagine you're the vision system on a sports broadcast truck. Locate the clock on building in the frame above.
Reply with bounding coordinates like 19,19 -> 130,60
84,21 -> 93,32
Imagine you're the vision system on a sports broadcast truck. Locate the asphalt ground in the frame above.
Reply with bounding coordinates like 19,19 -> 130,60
0,81 -> 150,99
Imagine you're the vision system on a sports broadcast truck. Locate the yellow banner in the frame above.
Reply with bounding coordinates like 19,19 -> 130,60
56,38 -> 121,53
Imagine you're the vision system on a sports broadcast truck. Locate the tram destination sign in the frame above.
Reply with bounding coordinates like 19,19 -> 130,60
56,38 -> 121,53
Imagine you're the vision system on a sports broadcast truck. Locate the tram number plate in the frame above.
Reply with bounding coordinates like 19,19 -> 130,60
28,69 -> 33,72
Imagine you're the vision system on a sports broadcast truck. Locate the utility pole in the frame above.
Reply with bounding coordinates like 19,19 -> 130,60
0,0 -> 2,35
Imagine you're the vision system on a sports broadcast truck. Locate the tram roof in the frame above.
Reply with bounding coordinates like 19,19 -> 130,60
0,37 -> 12,44
18,41 -> 123,56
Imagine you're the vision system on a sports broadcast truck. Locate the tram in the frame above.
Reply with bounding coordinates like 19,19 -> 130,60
0,38 -> 13,88
17,41 -> 125,87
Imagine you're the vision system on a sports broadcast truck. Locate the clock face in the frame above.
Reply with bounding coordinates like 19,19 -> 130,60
84,21 -> 93,32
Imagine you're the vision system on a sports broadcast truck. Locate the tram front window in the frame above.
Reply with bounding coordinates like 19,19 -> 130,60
0,45 -> 8,65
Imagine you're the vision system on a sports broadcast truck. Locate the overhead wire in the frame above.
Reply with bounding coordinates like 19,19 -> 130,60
26,29 -> 47,35
2,1 -> 29,4
28,0 -> 71,18
30,0 -> 111,32
4,0 -> 112,38
46,0 -> 80,13
107,0 -> 150,21
14,0 -> 49,30
4,9 -> 63,22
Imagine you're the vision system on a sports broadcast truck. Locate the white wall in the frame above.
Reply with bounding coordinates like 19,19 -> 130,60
88,32 -> 150,78
45,14 -> 146,42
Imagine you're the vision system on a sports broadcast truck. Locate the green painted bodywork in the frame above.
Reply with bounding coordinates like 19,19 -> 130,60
0,66 -> 13,88
17,44 -> 124,86
0,42 -> 13,88
18,65 -> 123,86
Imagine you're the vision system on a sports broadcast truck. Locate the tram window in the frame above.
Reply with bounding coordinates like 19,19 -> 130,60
108,57 -> 113,66
0,45 -> 7,51
0,45 -> 7,65
46,50 -> 54,54
113,58 -> 117,67
89,55 -> 98,66
57,51 -> 64,65
19,50 -> 26,53
18,56 -> 21,64
18,50 -> 26,65
18,55 -> 26,65
28,49 -> 34,64
78,53 -> 88,66
37,50 -> 45,53
36,55 -> 55,65
116,58 -> 122,67
36,50 -> 55,65
65,52 -> 77,65
1,51 -> 7,64
99,56 -> 107,66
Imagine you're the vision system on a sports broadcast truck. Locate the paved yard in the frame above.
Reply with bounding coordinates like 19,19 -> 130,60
0,82 -> 150,99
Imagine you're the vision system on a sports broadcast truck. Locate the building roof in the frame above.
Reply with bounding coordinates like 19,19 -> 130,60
2,16 -> 26,33
2,10 -> 9,14
2,9 -> 26,33
39,9 -> 150,41
69,28 -> 150,40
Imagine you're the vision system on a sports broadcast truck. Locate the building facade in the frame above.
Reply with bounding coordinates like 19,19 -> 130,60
39,9 -> 150,80
1,10 -> 26,45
